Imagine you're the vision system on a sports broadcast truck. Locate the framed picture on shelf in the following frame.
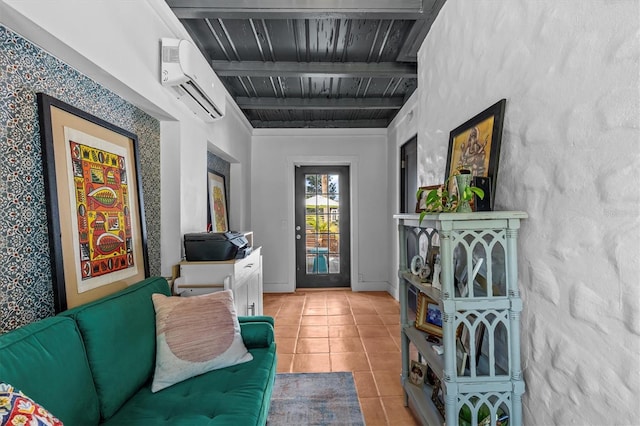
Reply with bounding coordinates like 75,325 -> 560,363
409,360 -> 427,386
415,292 -> 442,337
208,171 -> 229,232
37,93 -> 149,313
444,99 -> 506,209
431,377 -> 445,419
415,184 -> 441,213
426,246 -> 440,282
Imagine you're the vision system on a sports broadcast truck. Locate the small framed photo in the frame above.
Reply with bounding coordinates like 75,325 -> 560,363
415,292 -> 442,337
425,246 -> 440,282
409,360 -> 427,386
431,378 -> 445,419
415,184 -> 441,213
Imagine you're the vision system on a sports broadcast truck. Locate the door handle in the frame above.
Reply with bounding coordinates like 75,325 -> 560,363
296,234 -> 301,240
248,302 -> 255,316
295,225 -> 301,231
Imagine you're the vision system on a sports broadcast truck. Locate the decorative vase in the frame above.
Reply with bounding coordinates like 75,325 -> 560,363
455,173 -> 473,213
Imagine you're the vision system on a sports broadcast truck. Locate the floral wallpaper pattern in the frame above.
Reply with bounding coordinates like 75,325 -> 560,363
0,25 -> 161,333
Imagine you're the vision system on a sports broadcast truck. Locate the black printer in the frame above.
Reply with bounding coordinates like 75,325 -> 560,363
184,232 -> 251,261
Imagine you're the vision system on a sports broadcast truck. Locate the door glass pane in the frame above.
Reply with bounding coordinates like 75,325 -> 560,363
303,172 -> 342,276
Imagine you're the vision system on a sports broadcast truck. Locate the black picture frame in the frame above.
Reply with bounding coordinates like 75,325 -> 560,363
37,93 -> 149,313
444,99 -> 506,209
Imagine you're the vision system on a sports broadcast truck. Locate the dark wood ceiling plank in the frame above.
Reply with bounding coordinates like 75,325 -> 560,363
211,61 -> 416,78
236,96 -> 404,110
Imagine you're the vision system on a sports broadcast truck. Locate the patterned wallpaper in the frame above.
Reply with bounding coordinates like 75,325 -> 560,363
0,26 -> 161,333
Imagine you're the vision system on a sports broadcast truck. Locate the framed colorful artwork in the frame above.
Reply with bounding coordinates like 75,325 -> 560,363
444,99 -> 506,209
208,171 -> 229,232
37,93 -> 149,312
415,292 -> 442,337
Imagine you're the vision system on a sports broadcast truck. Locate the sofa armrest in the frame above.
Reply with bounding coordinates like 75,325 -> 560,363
239,319 -> 275,349
238,315 -> 274,327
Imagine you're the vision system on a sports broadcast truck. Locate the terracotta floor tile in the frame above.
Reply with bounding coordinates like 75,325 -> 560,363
359,397 -> 387,426
350,304 -> 378,314
263,307 -> 280,317
353,314 -> 384,325
296,337 -> 329,353
274,315 -> 301,326
367,352 -> 402,372
274,325 -> 299,339
328,325 -> 360,338
327,314 -> 355,325
329,337 -> 365,353
330,352 -> 370,372
357,325 -> 391,337
381,396 -> 420,425
380,314 -> 400,325
298,325 -> 329,338
373,304 -> 400,315
362,336 -> 400,353
372,370 -> 404,396
327,306 -> 352,315
291,354 -> 331,373
353,371 -> 379,398
276,353 -> 293,373
303,306 -> 327,316
268,289 -> 414,426
275,337 -> 296,354
301,315 -> 328,326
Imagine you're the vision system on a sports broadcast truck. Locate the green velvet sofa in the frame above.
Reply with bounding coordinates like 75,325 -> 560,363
0,277 -> 277,425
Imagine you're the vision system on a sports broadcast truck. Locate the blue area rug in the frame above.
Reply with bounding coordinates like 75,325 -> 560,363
267,372 -> 365,425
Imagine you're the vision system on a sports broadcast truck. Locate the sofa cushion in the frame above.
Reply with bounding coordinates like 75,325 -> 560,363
103,344 -> 276,426
0,316 -> 100,425
151,290 -> 253,392
0,382 -> 63,426
62,277 -> 171,420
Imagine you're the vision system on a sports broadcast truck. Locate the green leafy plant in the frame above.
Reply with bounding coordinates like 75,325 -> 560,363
416,169 -> 485,223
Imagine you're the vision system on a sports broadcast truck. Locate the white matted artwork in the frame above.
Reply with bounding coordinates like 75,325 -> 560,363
208,171 -> 229,232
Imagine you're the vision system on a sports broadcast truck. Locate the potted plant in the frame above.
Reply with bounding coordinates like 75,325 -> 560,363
416,168 -> 485,223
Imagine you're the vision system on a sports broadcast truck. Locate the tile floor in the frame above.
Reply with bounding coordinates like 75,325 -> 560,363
264,289 -> 420,426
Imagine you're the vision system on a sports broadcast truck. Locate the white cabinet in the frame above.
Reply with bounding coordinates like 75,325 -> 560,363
175,247 -> 263,316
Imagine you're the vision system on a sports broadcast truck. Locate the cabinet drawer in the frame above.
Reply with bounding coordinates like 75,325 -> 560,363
233,248 -> 261,284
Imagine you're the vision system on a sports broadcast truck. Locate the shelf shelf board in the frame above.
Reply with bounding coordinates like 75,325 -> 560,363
403,380 -> 443,426
404,325 -> 444,377
400,271 -> 442,302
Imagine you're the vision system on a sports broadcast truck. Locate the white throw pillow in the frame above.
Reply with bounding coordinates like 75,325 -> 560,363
151,290 -> 253,392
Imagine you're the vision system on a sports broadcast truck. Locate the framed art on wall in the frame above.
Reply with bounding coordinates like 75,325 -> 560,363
444,99 -> 506,209
37,93 -> 149,313
208,171 -> 229,232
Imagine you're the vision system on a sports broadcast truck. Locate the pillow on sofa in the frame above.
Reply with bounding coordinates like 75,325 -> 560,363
151,290 -> 253,392
0,382 -> 63,426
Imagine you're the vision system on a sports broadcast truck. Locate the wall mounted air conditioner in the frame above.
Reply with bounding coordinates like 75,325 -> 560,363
161,38 -> 225,121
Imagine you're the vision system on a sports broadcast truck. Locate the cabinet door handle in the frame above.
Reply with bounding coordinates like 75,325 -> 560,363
248,302 -> 255,316
244,263 -> 254,268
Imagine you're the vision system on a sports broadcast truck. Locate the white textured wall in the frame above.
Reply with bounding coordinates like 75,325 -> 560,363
417,1 -> 640,424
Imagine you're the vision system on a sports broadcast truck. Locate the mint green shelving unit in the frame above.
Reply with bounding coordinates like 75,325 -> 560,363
394,212 -> 527,426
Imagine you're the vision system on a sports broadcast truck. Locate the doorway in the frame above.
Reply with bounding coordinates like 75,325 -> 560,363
400,136 -> 419,312
294,166 -> 351,288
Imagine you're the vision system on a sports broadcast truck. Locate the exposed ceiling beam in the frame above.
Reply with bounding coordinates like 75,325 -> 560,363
250,119 -> 390,128
167,0 -> 435,20
212,61 -> 417,78
236,97 -> 404,110
395,0 -> 446,61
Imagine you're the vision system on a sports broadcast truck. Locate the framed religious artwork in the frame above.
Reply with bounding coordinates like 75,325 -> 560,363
37,93 -> 149,313
444,99 -> 506,209
207,171 -> 229,232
